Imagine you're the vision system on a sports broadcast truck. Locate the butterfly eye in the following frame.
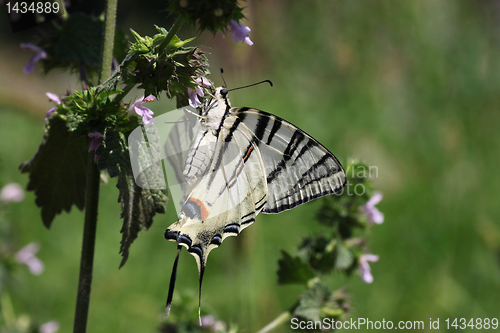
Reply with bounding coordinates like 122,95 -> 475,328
220,88 -> 228,97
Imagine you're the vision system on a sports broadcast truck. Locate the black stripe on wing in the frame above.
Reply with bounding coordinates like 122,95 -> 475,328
264,156 -> 346,213
267,129 -> 305,183
231,107 -> 346,214
207,113 -> 246,188
217,114 -> 270,196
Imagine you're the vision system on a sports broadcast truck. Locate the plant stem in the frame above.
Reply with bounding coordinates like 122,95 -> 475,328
158,17 -> 184,50
113,82 -> 135,105
73,153 -> 100,333
72,0 -> 115,331
99,0 -> 118,84
256,311 -> 291,333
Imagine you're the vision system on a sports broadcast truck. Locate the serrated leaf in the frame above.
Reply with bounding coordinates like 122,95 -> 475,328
106,128 -> 168,267
97,130 -> 129,178
277,250 -> 315,285
117,166 -> 168,268
294,282 -> 332,322
19,117 -> 87,228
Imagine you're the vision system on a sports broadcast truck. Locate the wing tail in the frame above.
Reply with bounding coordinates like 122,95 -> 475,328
165,245 -> 182,317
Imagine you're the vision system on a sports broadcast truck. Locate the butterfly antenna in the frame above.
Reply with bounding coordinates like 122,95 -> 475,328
220,68 -> 227,88
165,245 -> 182,317
228,80 -> 273,92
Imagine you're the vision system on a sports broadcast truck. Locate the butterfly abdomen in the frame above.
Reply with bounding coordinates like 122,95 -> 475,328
183,129 -> 217,185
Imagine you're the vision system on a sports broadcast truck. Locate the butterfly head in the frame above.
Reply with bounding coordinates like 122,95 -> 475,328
215,87 -> 229,100
202,87 -> 231,117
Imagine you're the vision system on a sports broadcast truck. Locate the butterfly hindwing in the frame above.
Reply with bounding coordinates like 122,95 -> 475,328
164,112 -> 269,318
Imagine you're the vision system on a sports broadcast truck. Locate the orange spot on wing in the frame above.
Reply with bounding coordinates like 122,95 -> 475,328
188,198 -> 209,220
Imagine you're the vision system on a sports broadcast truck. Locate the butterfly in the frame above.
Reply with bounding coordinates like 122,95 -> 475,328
158,83 -> 347,322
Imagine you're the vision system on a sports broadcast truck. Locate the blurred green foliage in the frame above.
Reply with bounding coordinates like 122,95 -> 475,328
1,0 -> 500,332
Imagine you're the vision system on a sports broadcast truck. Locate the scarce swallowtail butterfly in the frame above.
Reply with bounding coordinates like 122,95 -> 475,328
161,82 -> 347,322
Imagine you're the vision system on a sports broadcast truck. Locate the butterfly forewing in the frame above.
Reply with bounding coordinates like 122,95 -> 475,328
231,108 -> 346,214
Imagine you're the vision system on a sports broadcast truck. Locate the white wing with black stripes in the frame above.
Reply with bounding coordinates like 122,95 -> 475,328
231,108 -> 346,213
163,87 -> 346,322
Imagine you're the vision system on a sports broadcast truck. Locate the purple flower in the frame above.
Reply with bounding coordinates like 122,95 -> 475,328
363,192 -> 384,224
20,43 -> 47,74
200,314 -> 226,331
188,77 -> 212,108
112,57 -> 119,72
0,183 -> 25,203
229,21 -> 253,46
39,320 -> 60,333
88,132 -> 103,164
211,320 -> 226,331
187,86 -> 203,108
45,92 -> 61,121
15,242 -> 44,275
129,95 -> 156,125
200,315 -> 215,327
359,254 -> 379,284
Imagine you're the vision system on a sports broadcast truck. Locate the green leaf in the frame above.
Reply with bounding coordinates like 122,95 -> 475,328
117,167 -> 168,268
297,236 -> 337,274
294,282 -> 331,322
321,289 -> 350,319
19,117 -> 87,228
123,26 -> 209,100
167,36 -> 196,50
335,244 -> 355,270
52,13 -> 102,65
97,130 -> 129,178
103,128 -> 168,267
277,250 -> 315,285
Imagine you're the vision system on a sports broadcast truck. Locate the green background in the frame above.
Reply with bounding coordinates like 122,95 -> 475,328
1,1 -> 500,332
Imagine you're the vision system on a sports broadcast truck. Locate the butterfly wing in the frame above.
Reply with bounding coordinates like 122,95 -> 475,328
162,109 -> 205,209
163,94 -> 346,321
166,115 -> 268,264
164,115 -> 268,317
231,107 -> 346,214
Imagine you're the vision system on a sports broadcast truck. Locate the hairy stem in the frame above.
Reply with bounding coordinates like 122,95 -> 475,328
73,153 -> 100,333
72,0 -> 115,328
99,0 -> 118,83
